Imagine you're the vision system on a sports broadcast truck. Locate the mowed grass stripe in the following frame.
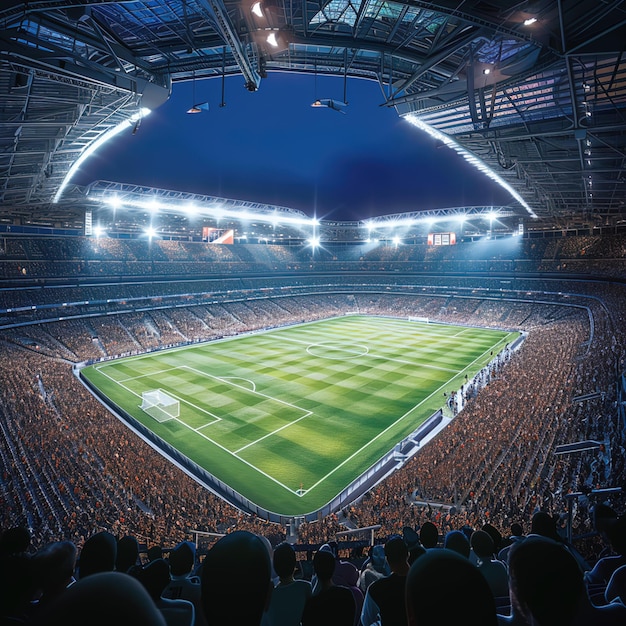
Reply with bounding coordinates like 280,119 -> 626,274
82,315 -> 518,515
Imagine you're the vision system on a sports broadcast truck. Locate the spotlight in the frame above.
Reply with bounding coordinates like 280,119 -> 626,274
523,17 -> 537,25
266,32 -> 278,47
251,1 -> 263,17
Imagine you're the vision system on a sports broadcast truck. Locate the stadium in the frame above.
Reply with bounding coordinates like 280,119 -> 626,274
1,1 -> 626,624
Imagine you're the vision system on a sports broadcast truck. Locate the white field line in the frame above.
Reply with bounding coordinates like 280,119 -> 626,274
234,411 -> 313,454
94,361 -> 300,495
302,340 -> 511,495
180,365 -> 310,414
95,363 -> 187,384
277,335 -> 459,374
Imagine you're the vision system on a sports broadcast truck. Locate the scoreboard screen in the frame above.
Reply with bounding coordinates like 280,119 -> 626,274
427,232 -> 456,246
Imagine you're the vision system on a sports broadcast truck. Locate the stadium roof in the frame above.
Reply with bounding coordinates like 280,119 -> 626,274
1,0 -> 625,226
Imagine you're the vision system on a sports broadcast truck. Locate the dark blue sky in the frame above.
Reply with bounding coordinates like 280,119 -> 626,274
77,72 -> 510,222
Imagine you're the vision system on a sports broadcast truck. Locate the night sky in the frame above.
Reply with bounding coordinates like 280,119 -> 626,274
77,72 -> 511,222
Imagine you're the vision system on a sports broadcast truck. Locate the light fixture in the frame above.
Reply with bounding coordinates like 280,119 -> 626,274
251,1 -> 263,17
523,17 -> 537,26
311,53 -> 349,113
310,98 -> 347,113
483,68 -> 491,75
53,108 -> 151,203
186,71 -> 209,114
266,32 -> 278,47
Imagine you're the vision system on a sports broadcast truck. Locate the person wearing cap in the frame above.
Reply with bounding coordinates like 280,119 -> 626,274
360,536 -> 410,626
358,545 -> 389,593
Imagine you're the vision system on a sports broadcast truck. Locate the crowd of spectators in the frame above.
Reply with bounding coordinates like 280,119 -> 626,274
1,236 -> 625,589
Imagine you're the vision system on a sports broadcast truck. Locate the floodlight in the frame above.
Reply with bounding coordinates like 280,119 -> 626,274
523,17 -> 537,25
308,236 -> 320,248
147,198 -> 160,213
251,1 -> 263,17
487,210 -> 498,221
266,32 -> 278,47
483,68 -> 491,75
53,107 -> 151,203
405,115 -> 537,218
93,226 -> 105,238
106,195 -> 122,209
145,226 -> 157,238
392,236 -> 401,245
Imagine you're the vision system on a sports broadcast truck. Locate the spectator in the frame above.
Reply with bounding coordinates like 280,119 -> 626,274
418,522 -> 438,550
136,558 -> 194,626
116,535 -> 140,574
200,531 -> 273,626
471,530 -> 509,598
302,549 -> 355,626
163,541 -> 206,626
262,542 -> 311,626
78,531 -> 117,579
28,571 -> 167,626
358,545 -> 389,593
508,536 -> 626,626
361,535 -> 410,626
406,548 -> 498,626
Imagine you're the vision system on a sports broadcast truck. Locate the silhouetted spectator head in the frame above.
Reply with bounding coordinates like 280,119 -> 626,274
510,523 -> 524,538
313,549 -> 336,583
530,511 -> 560,541
482,524 -> 503,553
79,531 -> 117,578
29,571 -> 166,626
592,504 -> 618,535
32,541 -> 77,600
406,548 -> 497,626
0,526 -> 31,556
273,542 -> 296,579
471,530 -> 495,561
384,535 -> 408,570
147,545 -> 163,562
116,535 -> 139,573
444,530 -> 470,559
508,536 -> 584,626
168,541 -> 195,577
201,531 -> 272,626
419,522 -> 438,549
402,527 -> 420,552
136,558 -> 170,601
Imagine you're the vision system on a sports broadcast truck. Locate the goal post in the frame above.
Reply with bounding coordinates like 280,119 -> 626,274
140,389 -> 180,422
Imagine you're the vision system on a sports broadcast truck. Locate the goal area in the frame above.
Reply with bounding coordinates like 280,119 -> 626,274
140,389 -> 180,422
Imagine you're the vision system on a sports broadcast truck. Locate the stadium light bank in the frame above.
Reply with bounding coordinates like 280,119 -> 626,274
53,108 -> 152,204
404,115 -> 538,220
96,195 -> 319,229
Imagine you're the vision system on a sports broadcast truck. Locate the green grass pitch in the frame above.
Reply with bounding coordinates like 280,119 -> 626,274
81,316 -> 519,516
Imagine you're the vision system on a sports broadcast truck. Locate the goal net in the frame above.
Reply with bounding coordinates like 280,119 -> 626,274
140,389 -> 180,422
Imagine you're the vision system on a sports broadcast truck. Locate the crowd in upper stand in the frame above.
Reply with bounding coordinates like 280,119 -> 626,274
2,232 -> 626,281
0,234 -> 625,623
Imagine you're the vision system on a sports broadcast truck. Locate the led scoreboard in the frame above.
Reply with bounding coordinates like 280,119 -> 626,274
427,232 -> 456,246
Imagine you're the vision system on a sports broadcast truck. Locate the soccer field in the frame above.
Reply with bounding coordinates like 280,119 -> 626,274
81,315 -> 519,517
